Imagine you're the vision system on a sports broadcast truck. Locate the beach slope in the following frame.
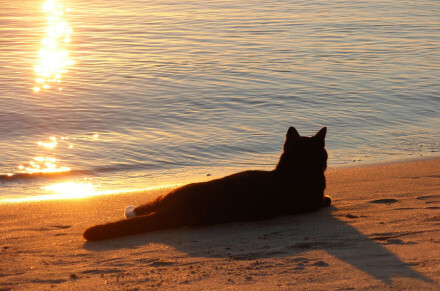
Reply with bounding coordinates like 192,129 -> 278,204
1,158 -> 440,290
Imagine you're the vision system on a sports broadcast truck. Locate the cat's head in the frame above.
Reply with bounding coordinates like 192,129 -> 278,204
277,126 -> 328,172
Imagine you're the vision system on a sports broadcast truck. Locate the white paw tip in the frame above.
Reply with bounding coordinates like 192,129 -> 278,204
125,206 -> 136,218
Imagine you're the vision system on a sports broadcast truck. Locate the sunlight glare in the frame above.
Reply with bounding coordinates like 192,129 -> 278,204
34,0 -> 74,92
18,157 -> 71,174
37,140 -> 57,149
1,184 -> 182,203
42,182 -> 95,199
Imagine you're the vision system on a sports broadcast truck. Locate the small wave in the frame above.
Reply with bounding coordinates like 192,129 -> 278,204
0,170 -> 93,182
0,161 -> 162,183
0,162 -> 162,183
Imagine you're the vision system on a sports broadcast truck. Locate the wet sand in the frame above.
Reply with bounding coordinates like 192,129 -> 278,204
1,158 -> 440,290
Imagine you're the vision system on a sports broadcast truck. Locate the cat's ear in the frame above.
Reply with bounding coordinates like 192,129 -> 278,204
284,127 -> 300,150
313,127 -> 327,146
286,126 -> 300,140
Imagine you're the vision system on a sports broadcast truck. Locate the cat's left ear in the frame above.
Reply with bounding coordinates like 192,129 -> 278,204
284,126 -> 300,150
313,127 -> 327,146
287,126 -> 300,140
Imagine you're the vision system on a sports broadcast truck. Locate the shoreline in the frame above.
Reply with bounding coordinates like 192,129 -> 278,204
1,157 -> 440,289
1,155 -> 439,204
328,154 -> 440,168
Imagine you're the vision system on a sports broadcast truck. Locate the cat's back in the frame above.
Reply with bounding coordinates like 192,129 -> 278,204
173,169 -> 277,198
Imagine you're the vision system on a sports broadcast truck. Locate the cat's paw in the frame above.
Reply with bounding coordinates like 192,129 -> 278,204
124,206 -> 136,219
322,195 -> 332,207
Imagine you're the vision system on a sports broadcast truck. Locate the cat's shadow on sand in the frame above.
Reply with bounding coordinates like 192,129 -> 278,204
84,206 -> 433,285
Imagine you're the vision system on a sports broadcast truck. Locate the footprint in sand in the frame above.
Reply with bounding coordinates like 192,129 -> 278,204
416,195 -> 440,200
38,225 -> 72,235
312,261 -> 329,267
369,199 -> 399,204
31,279 -> 67,284
416,195 -> 440,204
285,257 -> 329,269
81,269 -> 123,275
31,225 -> 72,231
345,214 -> 358,218
149,261 -> 175,267
411,175 -> 440,179
370,231 -> 421,243
385,239 -> 416,245
51,225 -> 72,229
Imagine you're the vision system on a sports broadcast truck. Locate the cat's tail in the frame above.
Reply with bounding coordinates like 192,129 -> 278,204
83,210 -> 185,241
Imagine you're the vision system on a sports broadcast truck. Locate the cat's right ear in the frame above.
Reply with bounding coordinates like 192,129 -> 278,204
313,127 -> 327,147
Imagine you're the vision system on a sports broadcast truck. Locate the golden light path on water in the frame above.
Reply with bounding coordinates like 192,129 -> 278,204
6,134 -> 97,177
17,156 -> 71,174
0,132 -> 164,203
10,136 -> 73,176
33,0 -> 74,92
0,184 -> 183,203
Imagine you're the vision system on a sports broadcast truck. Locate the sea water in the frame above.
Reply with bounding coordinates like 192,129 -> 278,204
0,0 -> 439,201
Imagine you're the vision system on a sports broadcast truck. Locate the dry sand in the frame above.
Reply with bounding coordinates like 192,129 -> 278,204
1,157 -> 439,290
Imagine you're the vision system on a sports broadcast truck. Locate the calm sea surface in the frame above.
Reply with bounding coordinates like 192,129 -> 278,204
0,0 -> 439,201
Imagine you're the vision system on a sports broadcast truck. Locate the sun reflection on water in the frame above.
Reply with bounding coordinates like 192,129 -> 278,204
7,134 -> 101,177
37,136 -> 58,149
9,136 -> 74,176
18,157 -> 71,174
33,0 -> 74,92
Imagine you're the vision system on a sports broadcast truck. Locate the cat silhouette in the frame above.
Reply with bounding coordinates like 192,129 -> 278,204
83,126 -> 331,241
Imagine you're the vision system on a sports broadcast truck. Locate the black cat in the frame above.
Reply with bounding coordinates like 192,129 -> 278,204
83,126 -> 331,241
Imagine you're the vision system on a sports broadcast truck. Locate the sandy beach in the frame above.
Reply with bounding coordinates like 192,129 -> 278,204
1,157 -> 439,290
